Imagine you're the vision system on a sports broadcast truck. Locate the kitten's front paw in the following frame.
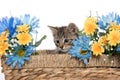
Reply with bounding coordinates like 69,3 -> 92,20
48,49 -> 68,54
58,50 -> 68,54
48,50 -> 58,54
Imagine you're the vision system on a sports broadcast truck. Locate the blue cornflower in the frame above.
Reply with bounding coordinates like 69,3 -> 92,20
5,44 -> 35,69
20,14 -> 39,33
68,35 -> 92,65
0,17 -> 8,34
0,17 -> 21,37
98,12 -> 120,30
116,46 -> 120,52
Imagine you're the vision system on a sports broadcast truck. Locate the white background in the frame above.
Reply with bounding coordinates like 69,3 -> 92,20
0,0 -> 120,50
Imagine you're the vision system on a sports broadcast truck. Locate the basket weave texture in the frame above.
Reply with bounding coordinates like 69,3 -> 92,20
2,50 -> 120,80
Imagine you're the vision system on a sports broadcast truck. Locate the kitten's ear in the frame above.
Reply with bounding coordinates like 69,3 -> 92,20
67,23 -> 79,35
48,26 -> 58,34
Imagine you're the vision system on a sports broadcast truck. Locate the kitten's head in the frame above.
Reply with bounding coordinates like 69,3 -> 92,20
48,23 -> 79,53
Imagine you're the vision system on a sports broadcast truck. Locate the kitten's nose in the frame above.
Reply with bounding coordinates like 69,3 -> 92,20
60,45 -> 64,49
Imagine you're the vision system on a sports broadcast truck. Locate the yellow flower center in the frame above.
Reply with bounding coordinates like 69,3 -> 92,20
18,50 -> 25,57
80,49 -> 88,55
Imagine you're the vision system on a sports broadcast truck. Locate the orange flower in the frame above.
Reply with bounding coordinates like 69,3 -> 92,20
91,42 -> 104,56
84,17 -> 98,35
108,30 -> 120,46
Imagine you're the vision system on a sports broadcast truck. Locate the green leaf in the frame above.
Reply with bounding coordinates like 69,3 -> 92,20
99,32 -> 106,36
34,35 -> 47,47
78,30 -> 83,36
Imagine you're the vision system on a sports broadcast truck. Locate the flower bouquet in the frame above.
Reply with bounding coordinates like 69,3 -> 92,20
68,12 -> 120,65
2,12 -> 120,80
0,14 -> 46,69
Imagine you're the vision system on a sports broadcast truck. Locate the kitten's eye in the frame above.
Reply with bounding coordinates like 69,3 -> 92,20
64,39 -> 69,43
55,40 -> 59,44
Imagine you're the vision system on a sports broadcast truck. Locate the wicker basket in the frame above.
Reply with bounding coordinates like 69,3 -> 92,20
2,50 -> 120,80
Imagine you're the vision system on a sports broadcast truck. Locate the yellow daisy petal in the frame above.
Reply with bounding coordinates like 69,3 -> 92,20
0,42 -> 9,57
16,32 -> 32,45
109,22 -> 120,30
17,24 -> 30,33
91,42 -> 104,56
84,17 -> 98,35
0,30 -> 9,42
98,35 -> 108,46
108,30 -> 120,46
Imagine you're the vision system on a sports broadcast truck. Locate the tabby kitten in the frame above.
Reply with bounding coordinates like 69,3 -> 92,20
48,23 -> 79,53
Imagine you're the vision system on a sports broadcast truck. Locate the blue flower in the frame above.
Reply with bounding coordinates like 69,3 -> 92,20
116,46 -> 120,52
20,14 -> 39,33
68,35 -> 92,65
0,17 -> 8,34
98,12 -> 120,30
5,44 -> 35,69
0,17 -> 21,37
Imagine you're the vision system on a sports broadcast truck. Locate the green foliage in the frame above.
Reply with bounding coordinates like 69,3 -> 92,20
34,35 -> 47,47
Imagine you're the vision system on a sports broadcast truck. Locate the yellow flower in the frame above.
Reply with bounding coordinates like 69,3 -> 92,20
98,35 -> 108,46
16,32 -> 32,45
109,22 -> 120,30
17,24 -> 30,33
0,42 -> 9,57
84,17 -> 98,35
91,42 -> 104,56
108,30 -> 120,46
0,30 -> 9,42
